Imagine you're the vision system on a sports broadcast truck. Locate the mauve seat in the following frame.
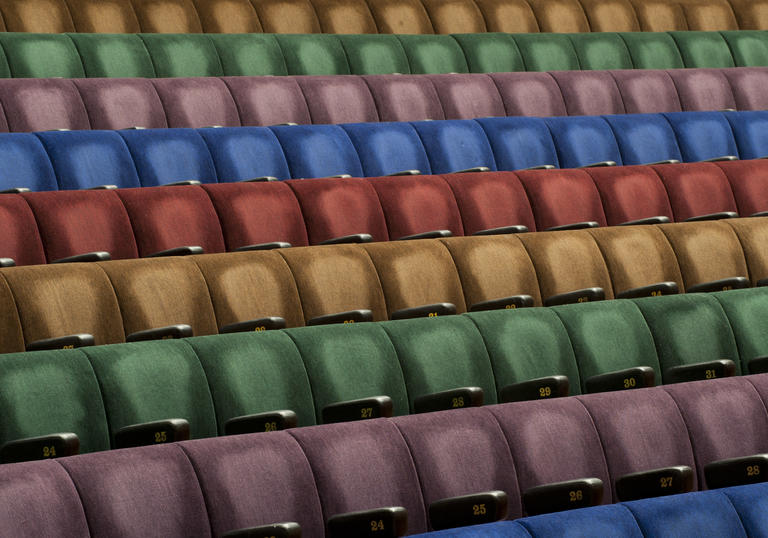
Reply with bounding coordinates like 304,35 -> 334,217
363,74 -> 444,122
151,78 -> 240,128
666,68 -> 738,111
0,79 -> 89,132
426,73 -> 506,120
550,71 -> 626,116
488,72 -> 567,117
72,78 -> 166,130
722,67 -> 768,110
609,69 -> 683,114
295,75 -> 379,124
221,76 -> 311,126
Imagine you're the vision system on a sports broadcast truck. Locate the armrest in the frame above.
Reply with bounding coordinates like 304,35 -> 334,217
397,230 -> 453,241
580,161 -> 616,168
223,523 -> 301,538
543,288 -> 605,307
665,359 -> 736,384
0,258 -> 15,267
684,211 -> 738,222
163,180 -> 202,186
321,396 -> 394,424
686,277 -> 749,294
0,187 -> 30,194
114,418 -> 190,449
0,433 -> 79,464
616,281 -> 679,300
390,303 -> 456,321
274,122 -> 298,126
469,295 -> 534,312
234,242 -> 291,252
307,309 -> 373,327
429,491 -> 508,531
240,176 -> 278,183
220,317 -> 286,334
146,246 -> 204,257
224,410 -> 298,435
499,375 -> 569,403
452,166 -> 490,174
385,169 -> 421,176
616,466 -> 694,502
521,164 -> 555,170
703,156 -> 738,162
26,334 -> 94,351
522,478 -> 603,516
319,233 -> 373,245
704,454 -> 768,489
413,387 -> 483,414
327,174 -> 352,179
646,159 -> 680,165
758,278 -> 768,288
126,324 -> 193,342
327,507 -> 407,538
472,225 -> 529,236
584,366 -> 655,394
87,184 -> 118,190
752,211 -> 768,218
545,221 -> 599,232
619,216 -> 671,226
749,356 -> 768,375
52,251 -> 111,264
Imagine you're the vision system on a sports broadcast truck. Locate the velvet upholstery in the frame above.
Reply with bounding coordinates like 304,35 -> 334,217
190,0 -> 263,33
667,67 -> 738,110
197,126 -> 291,181
714,287 -> 768,368
222,77 -> 307,124
550,71 -> 626,116
151,78 -> 240,128
0,195 -> 46,266
586,165 -> 674,225
342,122 -> 433,177
131,0 -> 203,32
66,34 -> 155,78
295,75 -> 379,124
138,33 -> 223,77
72,78 -> 166,129
0,79 -> 88,132
725,218 -> 768,285
652,162 -> 739,221
489,72 -> 566,117
427,73 -> 506,119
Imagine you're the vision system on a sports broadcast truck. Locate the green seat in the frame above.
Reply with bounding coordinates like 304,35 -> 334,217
510,33 -> 580,72
633,294 -> 741,380
82,340 -> 217,445
285,323 -> 409,419
139,34 -> 223,78
619,32 -> 684,69
0,33 -> 84,78
553,300 -> 661,392
208,34 -> 288,76
396,35 -> 469,75
467,308 -> 581,395
568,33 -> 634,70
67,34 -> 155,78
381,316 -> 497,411
338,35 -> 411,75
275,34 -> 350,76
0,349 -> 110,454
713,287 -> 768,372
186,331 -> 316,431
451,33 -> 524,73
669,31 -> 736,68
719,31 -> 768,67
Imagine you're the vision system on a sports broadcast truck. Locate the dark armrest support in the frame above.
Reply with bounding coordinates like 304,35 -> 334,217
684,211 -> 738,222
321,396 -> 394,424
543,288 -> 605,307
223,522 -> 301,538
703,156 -> 738,162
584,366 -> 655,394
545,221 -> 599,232
616,466 -> 694,502
0,187 -> 30,194
0,258 -> 15,267
52,251 -> 111,264
146,246 -> 204,258
88,184 -> 118,190
646,159 -> 680,165
164,180 -> 202,186
114,418 -> 190,449
686,277 -> 749,294
385,170 -> 420,176
0,433 -> 79,464
397,230 -> 453,241
220,317 -> 286,334
126,324 -> 193,342
521,165 -> 556,170
234,242 -> 291,252
473,225 -> 529,236
327,174 -> 352,179
390,303 -> 456,321
327,507 -> 407,538
749,356 -> 768,375
705,454 -> 768,489
413,387 -> 483,414
499,375 -> 569,403
224,410 -> 298,435
307,309 -> 373,327
240,176 -> 278,183
319,234 -> 373,245
757,278 -> 768,288
452,167 -> 490,174
619,216 -> 671,226
522,478 -> 603,516
665,359 -> 736,384
580,161 -> 616,168
616,282 -> 679,299
26,334 -> 94,351
429,491 -> 508,531
470,295 -> 534,312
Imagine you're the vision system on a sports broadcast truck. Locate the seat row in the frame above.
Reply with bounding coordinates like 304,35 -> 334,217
0,217 -> 762,353
0,0 -> 762,34
0,31 -> 764,81
4,111 -> 768,191
2,68 -> 765,133
4,373 -> 768,536
0,161 -> 765,267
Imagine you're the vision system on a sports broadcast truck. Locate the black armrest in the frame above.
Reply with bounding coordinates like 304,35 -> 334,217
224,410 -> 298,435
749,356 -> 768,375
26,334 -> 94,351
114,418 -> 190,449
223,522 -> 301,538
684,211 -> 738,222
616,282 -> 679,300
429,491 -> 508,531
385,169 -> 421,176
126,324 -> 193,342
703,156 -> 738,162
580,161 -> 616,168
470,295 -> 534,312
686,277 -> 749,294
327,507 -> 407,538
0,258 -> 15,267
521,165 -> 556,170
472,225 -> 529,236
146,246 -> 204,258
327,174 -> 353,179
234,242 -> 291,252
220,317 -> 286,334
543,288 -> 605,307
619,216 -> 671,226
615,466 -> 694,502
274,122 -> 298,126
88,184 -> 118,190
0,433 -> 79,464
319,233 -> 373,245
704,454 -> 768,489
584,366 -> 655,394
307,309 -> 373,327
390,303 -> 456,321
522,478 -> 603,516
546,221 -> 599,232
758,278 -> 768,288
397,230 -> 453,241
665,359 -> 736,384
321,396 -> 394,424
499,375 -> 569,403
51,251 -> 111,264
413,387 -> 483,414
452,167 -> 490,174
163,180 -> 202,186
752,211 -> 768,218
646,159 -> 680,165
0,187 -> 30,194
240,176 -> 278,183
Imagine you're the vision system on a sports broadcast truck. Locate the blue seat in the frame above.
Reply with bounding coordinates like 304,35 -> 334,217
0,133 -> 59,192
721,482 -> 768,537
197,127 -> 291,181
341,122 -> 432,177
270,124 -> 363,179
602,114 -> 683,165
723,110 -> 768,160
662,112 -> 740,162
36,131 -> 141,190
519,504 -> 643,538
410,120 -> 497,174
544,116 -> 623,169
476,117 -> 559,170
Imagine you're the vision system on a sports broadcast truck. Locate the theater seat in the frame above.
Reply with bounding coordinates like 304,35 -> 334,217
518,505 -> 643,536
488,73 -> 567,117
450,33 -> 525,73
620,31 -> 685,69
276,34 -> 350,76
511,33 -> 580,71
151,78 -> 240,128
65,34 -> 155,78
601,113 -> 683,165
411,119 -> 497,174
0,133 -> 58,192
210,35 -> 288,77
651,162 -> 739,221
0,34 -> 83,78
0,79 -> 89,132
476,117 -> 559,170
396,35 -> 470,74
0,195 -> 46,266
251,0 -> 321,33
579,0 -> 641,31
663,111 -> 740,161
312,0 -> 378,33
523,0 -> 590,32
723,110 -> 768,160
472,0 -> 539,33
666,68 -> 738,111
190,0 -> 263,33
609,70 -> 683,114
138,34 -> 223,77
72,78 -> 166,129
544,116 -> 623,168
713,287 -> 768,372
585,165 -> 674,225
366,0 -> 434,34
426,73 -> 506,120
294,75 -> 380,124
270,124 -> 363,179
197,126 -> 291,181
131,0 -> 203,32
725,218 -> 768,286
720,34 -> 768,68
338,35 -> 412,75
362,74 -> 444,122
342,122 -> 433,177
419,0 -> 487,33
220,77 -> 308,125
567,33 -> 634,70
549,71 -> 626,116
670,31 -> 736,68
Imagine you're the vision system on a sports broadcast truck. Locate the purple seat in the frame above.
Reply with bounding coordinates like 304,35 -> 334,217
0,79 -> 90,132
295,75 -> 379,124
550,71 -> 626,116
289,419 -> 429,533
722,67 -> 768,111
609,70 -> 682,114
72,78 -> 167,130
363,74 -> 445,122
665,69 -> 738,112
151,78 -> 240,128
488,72 -> 567,117
179,432 -> 325,537
222,76 -> 311,126
427,74 -> 506,120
